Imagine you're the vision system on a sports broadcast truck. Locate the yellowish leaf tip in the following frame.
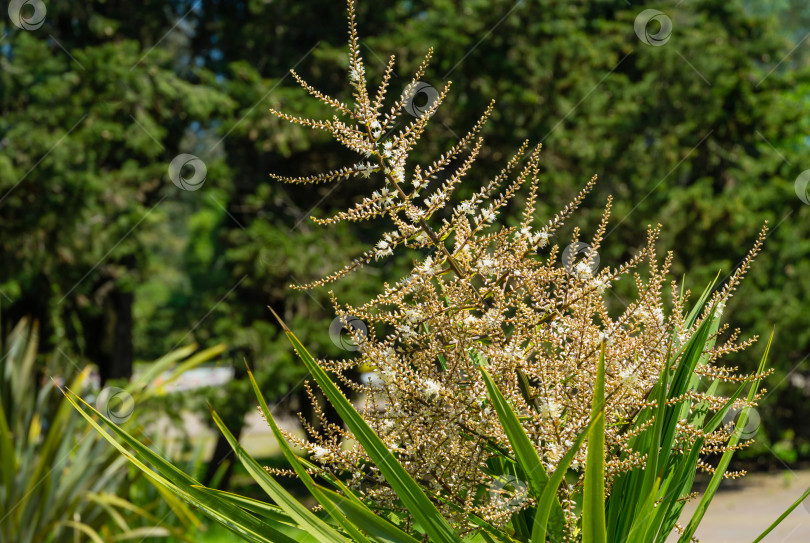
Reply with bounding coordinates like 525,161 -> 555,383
267,305 -> 291,332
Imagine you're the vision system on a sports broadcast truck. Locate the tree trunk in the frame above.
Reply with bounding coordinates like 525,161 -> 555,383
98,287 -> 134,384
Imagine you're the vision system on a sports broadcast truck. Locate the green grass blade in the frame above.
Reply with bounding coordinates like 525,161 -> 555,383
271,311 -> 462,543
684,272 -> 720,328
128,343 -> 198,390
60,520 -> 106,543
533,411 -> 602,542
471,350 -> 565,542
245,367 -> 369,543
62,389 -> 298,543
634,343 -> 671,523
0,389 -> 16,505
156,343 -> 227,392
208,406 -> 349,543
317,486 -> 423,543
752,484 -> 810,542
191,486 -> 294,525
626,477 -> 661,543
650,378 -> 750,542
678,329 -> 773,542
582,343 -> 606,543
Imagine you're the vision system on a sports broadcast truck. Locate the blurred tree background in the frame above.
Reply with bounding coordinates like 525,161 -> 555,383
1,0 -> 808,492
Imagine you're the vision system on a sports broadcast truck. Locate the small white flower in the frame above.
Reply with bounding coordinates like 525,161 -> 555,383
504,344 -> 522,361
477,257 -> 496,275
539,400 -> 561,420
403,308 -> 421,323
372,129 -> 382,140
356,162 -> 374,178
575,261 -> 592,277
375,239 -> 393,259
537,230 -> 550,248
482,310 -> 499,328
458,201 -> 475,215
399,324 -> 416,340
423,379 -> 442,398
479,207 -> 496,224
369,119 -> 381,130
311,445 -> 330,461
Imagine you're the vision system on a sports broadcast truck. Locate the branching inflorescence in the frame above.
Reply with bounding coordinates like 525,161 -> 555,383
264,1 -> 770,536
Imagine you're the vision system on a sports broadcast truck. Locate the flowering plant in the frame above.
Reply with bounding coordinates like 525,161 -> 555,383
67,2 -> 810,542
269,1 -> 770,538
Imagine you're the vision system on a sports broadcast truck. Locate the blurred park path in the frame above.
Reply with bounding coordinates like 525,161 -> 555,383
159,408 -> 297,459
668,470 -> 810,542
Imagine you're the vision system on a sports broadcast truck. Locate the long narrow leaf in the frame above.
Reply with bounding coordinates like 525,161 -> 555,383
472,350 -> 565,542
192,487 -> 296,525
208,406 -> 349,543
269,308 -> 462,543
318,487 -> 423,543
650,377 -> 750,542
533,412 -> 602,542
752,484 -> 810,542
678,329 -> 773,542
582,343 -> 606,543
245,367 -> 369,543
62,389 -> 298,543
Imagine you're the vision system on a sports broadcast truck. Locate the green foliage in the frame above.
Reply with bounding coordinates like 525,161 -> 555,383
582,346 -> 606,543
3,0 -> 810,460
0,316 -> 224,542
67,289 -> 799,542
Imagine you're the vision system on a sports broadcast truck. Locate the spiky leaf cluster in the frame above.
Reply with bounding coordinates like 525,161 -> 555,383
265,1 -> 770,535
